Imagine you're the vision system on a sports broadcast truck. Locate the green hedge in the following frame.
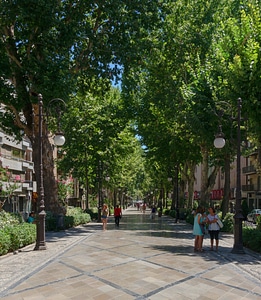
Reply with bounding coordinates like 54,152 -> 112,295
0,223 -> 36,256
220,213 -> 234,233
0,211 -> 21,229
85,208 -> 98,221
46,207 -> 91,231
0,207 -> 91,256
243,227 -> 261,253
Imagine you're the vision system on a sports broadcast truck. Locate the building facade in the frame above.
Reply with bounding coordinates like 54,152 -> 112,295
0,131 -> 36,220
192,151 -> 261,210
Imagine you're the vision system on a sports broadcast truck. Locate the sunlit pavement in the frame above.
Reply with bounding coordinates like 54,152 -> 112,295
0,207 -> 260,300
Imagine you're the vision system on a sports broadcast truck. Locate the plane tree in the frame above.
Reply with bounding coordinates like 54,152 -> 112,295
0,0 -> 163,213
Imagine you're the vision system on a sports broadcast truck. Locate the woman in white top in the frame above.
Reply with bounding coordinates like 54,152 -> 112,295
207,207 -> 220,251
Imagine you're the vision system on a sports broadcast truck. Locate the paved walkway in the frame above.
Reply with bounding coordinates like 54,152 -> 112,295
0,207 -> 260,300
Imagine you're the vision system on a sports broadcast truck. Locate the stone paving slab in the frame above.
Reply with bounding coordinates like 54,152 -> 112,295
0,207 -> 260,300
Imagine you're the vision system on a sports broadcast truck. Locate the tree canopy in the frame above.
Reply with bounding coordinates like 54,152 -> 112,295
2,0 -> 261,211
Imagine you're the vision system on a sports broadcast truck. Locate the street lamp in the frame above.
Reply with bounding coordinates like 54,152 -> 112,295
34,94 -> 66,251
214,98 -> 245,254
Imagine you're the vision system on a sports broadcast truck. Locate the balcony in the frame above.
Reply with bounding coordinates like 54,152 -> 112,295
2,157 -> 23,171
242,184 -> 255,192
22,180 -> 34,190
242,165 -> 256,174
22,161 -> 34,170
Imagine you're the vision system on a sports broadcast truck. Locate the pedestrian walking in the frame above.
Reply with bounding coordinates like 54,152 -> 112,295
193,206 -> 204,252
150,206 -> 156,219
101,204 -> 109,231
207,207 -> 220,251
114,205 -> 122,227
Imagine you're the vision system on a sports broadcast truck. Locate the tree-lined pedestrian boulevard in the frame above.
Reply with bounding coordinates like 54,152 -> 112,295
0,208 -> 261,300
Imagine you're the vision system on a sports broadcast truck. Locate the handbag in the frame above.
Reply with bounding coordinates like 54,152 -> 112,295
217,218 -> 223,228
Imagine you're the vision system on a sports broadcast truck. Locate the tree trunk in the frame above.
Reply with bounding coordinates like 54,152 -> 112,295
26,102 -> 65,216
200,145 -> 219,206
200,146 -> 209,205
182,160 -> 196,208
222,154 -> 231,218
32,133 -> 65,215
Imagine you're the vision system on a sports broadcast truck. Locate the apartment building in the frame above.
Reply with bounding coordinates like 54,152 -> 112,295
192,152 -> 261,210
0,131 -> 35,220
242,150 -> 261,209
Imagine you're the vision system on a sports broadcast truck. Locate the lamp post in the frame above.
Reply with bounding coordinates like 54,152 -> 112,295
34,94 -> 66,250
214,98 -> 245,254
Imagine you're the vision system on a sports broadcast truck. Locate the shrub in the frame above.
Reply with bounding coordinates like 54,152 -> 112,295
179,208 -> 189,220
163,208 -> 170,215
8,224 -> 36,251
169,210 -> 176,218
0,210 -> 20,229
0,229 -> 11,255
66,207 -> 91,226
243,227 -> 261,253
45,207 -> 91,231
193,201 -> 199,209
221,213 -> 234,233
45,211 -> 57,231
186,212 -> 194,225
85,209 -> 98,221
0,223 -> 36,256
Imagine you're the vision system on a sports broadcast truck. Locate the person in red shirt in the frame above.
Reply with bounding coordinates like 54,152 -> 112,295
114,205 -> 122,227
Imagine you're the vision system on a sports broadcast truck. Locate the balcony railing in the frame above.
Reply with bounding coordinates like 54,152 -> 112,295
242,165 -> 256,174
242,184 -> 255,192
2,156 -> 34,172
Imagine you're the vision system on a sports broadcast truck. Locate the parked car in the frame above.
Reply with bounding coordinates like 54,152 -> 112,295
247,209 -> 261,223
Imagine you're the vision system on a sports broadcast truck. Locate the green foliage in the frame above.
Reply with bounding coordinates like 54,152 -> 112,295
179,208 -> 189,220
45,211 -> 57,232
85,209 -> 98,221
66,207 -> 91,225
243,227 -> 261,253
169,210 -> 176,218
0,229 -> 11,255
193,201 -> 199,210
167,208 -> 191,220
163,208 -> 170,215
186,212 -> 195,225
0,210 -> 21,229
0,210 -> 37,256
46,207 -> 91,231
57,179 -> 74,206
0,0 -> 163,214
6,224 -> 36,252
221,213 -> 234,233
